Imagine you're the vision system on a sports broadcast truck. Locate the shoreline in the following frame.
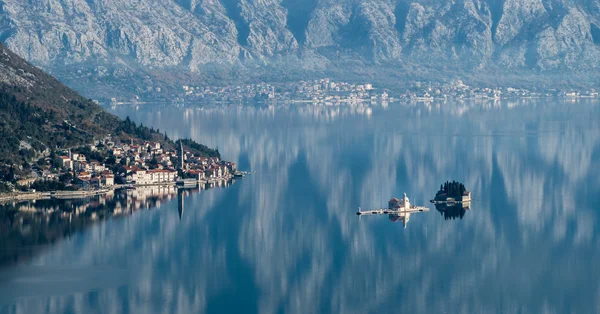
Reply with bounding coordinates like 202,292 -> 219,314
0,175 -> 235,205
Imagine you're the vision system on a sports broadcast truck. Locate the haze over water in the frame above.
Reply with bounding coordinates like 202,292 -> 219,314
1,99 -> 599,313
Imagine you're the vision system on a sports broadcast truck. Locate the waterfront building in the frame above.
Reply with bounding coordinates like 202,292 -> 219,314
127,168 -> 177,185
101,174 -> 115,187
59,156 -> 73,170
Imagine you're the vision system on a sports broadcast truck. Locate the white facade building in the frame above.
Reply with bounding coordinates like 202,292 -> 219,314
128,169 -> 177,185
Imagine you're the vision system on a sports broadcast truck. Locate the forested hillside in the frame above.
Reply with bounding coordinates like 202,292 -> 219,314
0,43 -> 218,168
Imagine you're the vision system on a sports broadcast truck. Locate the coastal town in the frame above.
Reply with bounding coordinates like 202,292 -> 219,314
0,135 -> 239,201
121,78 -> 391,106
111,78 -> 600,107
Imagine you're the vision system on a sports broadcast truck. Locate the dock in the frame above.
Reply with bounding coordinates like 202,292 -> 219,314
356,193 -> 430,228
356,206 -> 429,216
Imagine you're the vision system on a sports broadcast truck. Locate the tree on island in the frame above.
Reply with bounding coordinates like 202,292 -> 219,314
439,180 -> 467,197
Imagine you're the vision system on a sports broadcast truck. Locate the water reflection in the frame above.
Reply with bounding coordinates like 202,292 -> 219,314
177,190 -> 185,220
433,202 -> 471,220
0,181 -> 235,269
387,211 -> 410,227
0,99 -> 599,313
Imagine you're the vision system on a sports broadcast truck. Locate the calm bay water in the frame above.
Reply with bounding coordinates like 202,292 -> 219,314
1,99 -> 599,313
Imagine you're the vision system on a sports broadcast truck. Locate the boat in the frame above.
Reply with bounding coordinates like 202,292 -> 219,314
176,178 -> 198,187
234,172 -> 245,178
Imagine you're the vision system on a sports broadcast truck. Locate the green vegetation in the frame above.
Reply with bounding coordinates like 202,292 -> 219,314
0,43 -> 119,166
115,118 -> 220,158
0,87 -> 95,164
438,181 -> 467,198
178,139 -> 220,159
0,44 -> 226,196
0,182 -> 11,193
117,117 -> 162,141
28,180 -> 77,192
72,146 -> 104,163
0,43 -> 220,192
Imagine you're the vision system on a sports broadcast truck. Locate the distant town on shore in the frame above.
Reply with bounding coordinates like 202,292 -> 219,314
109,78 -> 600,107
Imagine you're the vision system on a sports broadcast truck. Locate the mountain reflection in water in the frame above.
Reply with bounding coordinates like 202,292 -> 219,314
0,99 -> 599,313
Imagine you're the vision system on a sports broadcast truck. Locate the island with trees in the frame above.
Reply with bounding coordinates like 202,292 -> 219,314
431,180 -> 471,203
430,181 -> 472,221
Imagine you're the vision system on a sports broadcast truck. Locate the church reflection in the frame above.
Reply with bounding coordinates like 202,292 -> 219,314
0,187 -> 183,268
387,211 -> 412,228
178,190 -> 185,220
176,179 -> 236,221
177,188 -> 189,220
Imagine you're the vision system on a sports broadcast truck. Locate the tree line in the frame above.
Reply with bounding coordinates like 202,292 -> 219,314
439,180 -> 467,197
116,117 -> 220,158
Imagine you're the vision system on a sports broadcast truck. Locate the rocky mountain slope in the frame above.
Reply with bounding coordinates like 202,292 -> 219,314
1,0 -> 599,96
0,41 -> 120,164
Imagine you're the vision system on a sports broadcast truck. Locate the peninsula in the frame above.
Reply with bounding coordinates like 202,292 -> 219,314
0,43 -> 234,201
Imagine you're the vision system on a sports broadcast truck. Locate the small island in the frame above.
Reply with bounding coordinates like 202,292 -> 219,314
431,181 -> 472,220
431,181 -> 471,204
356,193 -> 429,229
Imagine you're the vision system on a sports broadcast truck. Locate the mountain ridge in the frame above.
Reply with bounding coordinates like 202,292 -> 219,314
1,0 -> 599,97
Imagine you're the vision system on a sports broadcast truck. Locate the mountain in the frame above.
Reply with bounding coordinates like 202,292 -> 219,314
1,0 -> 599,97
0,42 -> 218,167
